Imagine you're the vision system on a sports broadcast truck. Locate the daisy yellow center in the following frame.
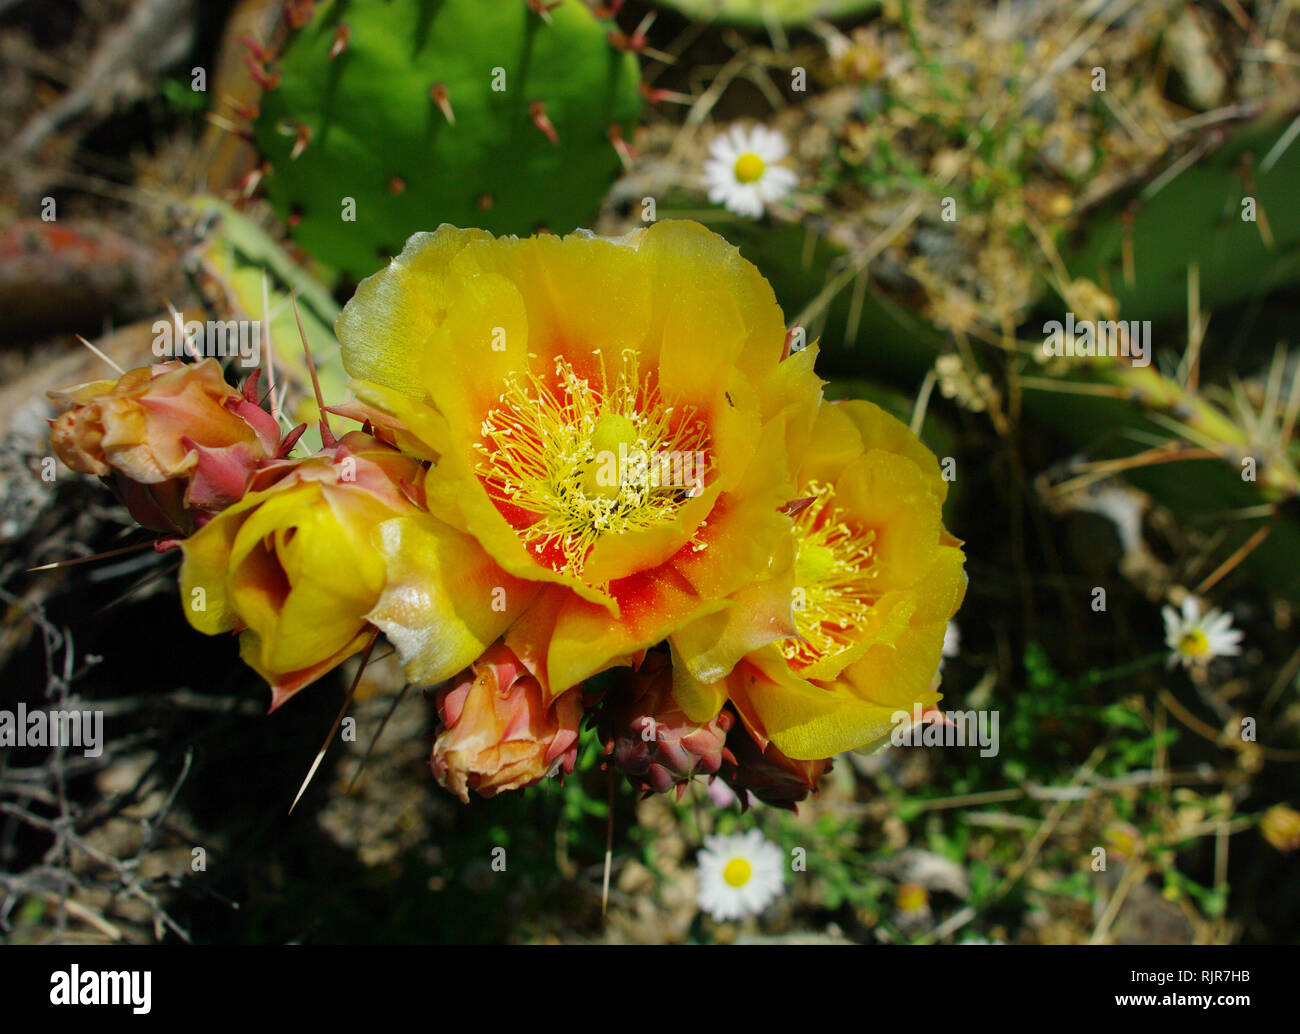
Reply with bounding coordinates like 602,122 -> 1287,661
897,883 -> 928,912
733,152 -> 766,184
475,349 -> 711,581
723,857 -> 752,887
783,481 -> 878,668
1177,628 -> 1210,657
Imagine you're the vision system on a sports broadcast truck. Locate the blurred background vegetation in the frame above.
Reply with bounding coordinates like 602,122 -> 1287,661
1,0 -> 1298,944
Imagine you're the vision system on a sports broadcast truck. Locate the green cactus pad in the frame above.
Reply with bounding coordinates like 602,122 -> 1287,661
651,0 -> 879,26
1067,108 -> 1300,324
255,0 -> 642,281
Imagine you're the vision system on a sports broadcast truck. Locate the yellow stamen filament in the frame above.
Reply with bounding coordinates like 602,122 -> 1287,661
783,480 -> 878,667
475,349 -> 711,581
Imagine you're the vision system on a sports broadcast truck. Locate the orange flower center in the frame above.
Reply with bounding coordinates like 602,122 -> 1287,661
783,481 -> 878,668
475,350 -> 712,581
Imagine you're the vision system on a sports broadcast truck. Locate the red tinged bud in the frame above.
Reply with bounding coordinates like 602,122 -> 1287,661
599,653 -> 734,795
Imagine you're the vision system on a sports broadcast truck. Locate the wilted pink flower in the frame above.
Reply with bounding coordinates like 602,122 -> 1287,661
49,359 -> 281,533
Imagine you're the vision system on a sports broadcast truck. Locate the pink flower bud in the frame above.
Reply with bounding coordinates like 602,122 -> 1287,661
49,360 -> 281,533
432,642 -> 581,803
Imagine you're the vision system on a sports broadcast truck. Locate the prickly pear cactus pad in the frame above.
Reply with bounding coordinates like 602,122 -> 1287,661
652,0 -> 879,26
254,0 -> 642,280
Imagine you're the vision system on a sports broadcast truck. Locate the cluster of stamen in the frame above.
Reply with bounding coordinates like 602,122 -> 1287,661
783,481 -> 878,668
475,349 -> 711,581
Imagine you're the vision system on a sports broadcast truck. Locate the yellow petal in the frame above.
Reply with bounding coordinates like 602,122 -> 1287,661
833,449 -> 943,593
758,343 -> 825,467
742,643 -> 941,761
416,270 -> 532,437
636,221 -> 786,389
656,288 -> 747,410
336,225 -> 494,399
835,398 -> 948,502
669,642 -> 729,723
366,514 -> 540,685
265,525 -> 383,673
240,627 -> 374,712
669,570 -> 796,689
514,567 -> 723,700
794,586 -> 917,683
179,506 -> 248,634
347,379 -> 452,461
470,230 -> 654,370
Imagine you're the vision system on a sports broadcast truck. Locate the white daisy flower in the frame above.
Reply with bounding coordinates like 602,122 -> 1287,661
1162,596 -> 1243,669
702,124 -> 797,219
696,829 -> 785,921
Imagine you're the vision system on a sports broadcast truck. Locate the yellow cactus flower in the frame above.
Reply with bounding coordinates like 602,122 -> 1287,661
335,221 -> 823,698
178,431 -> 434,708
673,399 -> 966,761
